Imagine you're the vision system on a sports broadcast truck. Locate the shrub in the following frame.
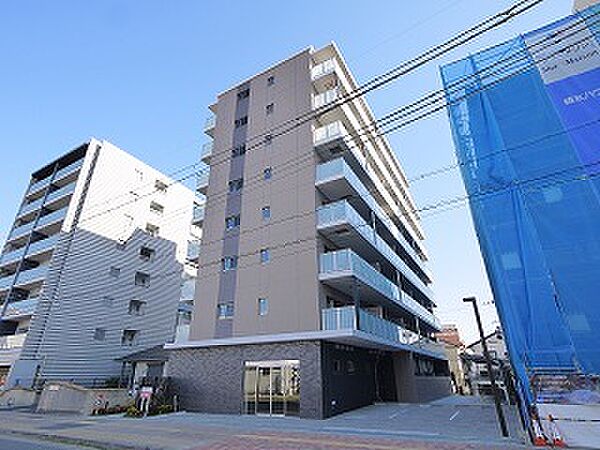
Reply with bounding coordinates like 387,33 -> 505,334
125,405 -> 143,418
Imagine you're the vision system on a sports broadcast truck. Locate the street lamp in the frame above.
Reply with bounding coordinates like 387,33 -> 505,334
463,296 -> 509,438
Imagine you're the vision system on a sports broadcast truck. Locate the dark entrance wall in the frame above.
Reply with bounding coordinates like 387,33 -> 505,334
167,340 -> 323,419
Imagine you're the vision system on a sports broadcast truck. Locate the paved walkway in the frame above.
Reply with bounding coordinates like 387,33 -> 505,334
0,399 -> 530,450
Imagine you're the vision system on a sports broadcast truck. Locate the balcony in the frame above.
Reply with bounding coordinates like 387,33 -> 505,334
6,221 -> 35,243
204,115 -> 216,138
54,158 -> 84,183
200,142 -> 213,165
0,246 -> 27,268
26,234 -> 59,259
196,170 -> 209,195
180,277 -> 196,302
45,182 -> 76,206
186,241 -> 200,263
0,273 -> 16,292
3,297 -> 38,320
27,176 -> 51,197
313,87 -> 340,110
35,207 -> 67,231
15,265 -> 48,288
311,58 -> 337,81
322,306 -> 445,358
174,324 -> 190,344
17,197 -> 44,219
192,204 -> 205,226
317,200 -> 434,303
316,158 -> 432,285
0,333 -> 26,367
319,249 -> 440,330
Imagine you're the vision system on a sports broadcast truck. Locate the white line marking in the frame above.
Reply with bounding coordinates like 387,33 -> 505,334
388,412 -> 400,419
324,426 -> 440,437
449,410 -> 460,421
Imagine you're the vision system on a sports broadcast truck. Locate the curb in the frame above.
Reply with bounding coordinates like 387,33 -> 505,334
0,428 -> 149,450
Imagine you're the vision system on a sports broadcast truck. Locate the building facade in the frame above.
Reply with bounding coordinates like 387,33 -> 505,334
436,325 -> 469,395
167,43 -> 449,419
440,4 -> 600,405
0,139 -> 200,388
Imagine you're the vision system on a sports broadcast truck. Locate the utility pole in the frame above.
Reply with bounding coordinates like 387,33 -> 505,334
463,296 -> 509,438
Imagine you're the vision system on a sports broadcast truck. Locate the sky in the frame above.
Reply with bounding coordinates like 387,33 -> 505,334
0,0 -> 573,344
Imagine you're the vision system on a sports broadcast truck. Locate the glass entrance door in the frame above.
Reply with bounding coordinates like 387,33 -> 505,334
243,360 -> 299,417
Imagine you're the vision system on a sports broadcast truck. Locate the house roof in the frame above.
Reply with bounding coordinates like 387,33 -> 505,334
117,345 -> 169,363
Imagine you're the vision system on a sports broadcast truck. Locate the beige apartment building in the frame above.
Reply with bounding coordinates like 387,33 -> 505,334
166,43 -> 449,419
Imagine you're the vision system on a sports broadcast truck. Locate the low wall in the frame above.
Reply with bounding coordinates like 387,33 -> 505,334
0,387 -> 37,408
415,376 -> 452,403
37,382 -> 132,415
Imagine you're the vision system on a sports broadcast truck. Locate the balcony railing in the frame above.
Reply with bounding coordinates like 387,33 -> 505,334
15,265 -> 48,287
54,158 -> 84,182
196,170 -> 209,193
26,234 -> 59,257
0,246 -> 27,267
313,87 -> 340,109
314,121 -> 348,147
317,200 -> 434,303
35,208 -> 67,230
204,115 -> 216,136
18,197 -> 44,217
27,176 -> 51,197
322,306 -> 444,357
3,298 -> 38,320
0,333 -> 26,350
0,273 -> 16,291
319,249 -> 440,330
201,142 -> 213,164
192,205 -> 205,225
186,241 -> 200,262
45,182 -> 76,205
180,277 -> 196,302
7,220 -> 35,242
311,58 -> 337,81
316,158 -> 430,282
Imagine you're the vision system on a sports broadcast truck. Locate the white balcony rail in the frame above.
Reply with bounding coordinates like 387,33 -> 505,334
314,121 -> 347,146
204,115 -> 216,131
193,205 -> 205,223
311,58 -> 337,80
322,306 -> 444,356
0,333 -> 26,350
313,87 -> 340,109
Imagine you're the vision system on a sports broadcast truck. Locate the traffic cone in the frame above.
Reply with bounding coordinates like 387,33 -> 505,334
548,414 -> 566,447
531,417 -> 548,446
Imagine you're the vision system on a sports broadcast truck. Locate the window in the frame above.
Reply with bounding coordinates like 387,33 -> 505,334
261,206 -> 271,221
217,303 -> 234,319
221,256 -> 238,271
128,299 -> 145,316
135,271 -> 150,287
121,329 -> 138,346
260,248 -> 270,264
155,179 -> 168,193
258,298 -> 268,316
93,328 -> 106,341
264,134 -> 272,145
225,215 -> 241,230
146,223 -> 159,237
263,167 -> 272,180
237,88 -> 250,100
109,266 -> 121,278
139,246 -> 155,261
267,75 -> 275,86
234,116 -> 248,128
150,201 -> 164,215
228,178 -> 244,193
347,360 -> 356,374
232,144 -> 247,158
266,103 -> 274,115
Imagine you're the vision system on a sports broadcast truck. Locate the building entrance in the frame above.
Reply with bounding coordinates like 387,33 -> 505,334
243,360 -> 299,416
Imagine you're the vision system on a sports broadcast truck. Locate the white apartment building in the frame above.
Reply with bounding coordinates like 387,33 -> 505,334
0,139 -> 201,388
167,43 -> 449,419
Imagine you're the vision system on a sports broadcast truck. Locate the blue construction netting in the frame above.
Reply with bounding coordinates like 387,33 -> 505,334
440,4 -> 600,403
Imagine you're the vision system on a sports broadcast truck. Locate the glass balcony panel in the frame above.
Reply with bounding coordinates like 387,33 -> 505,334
35,208 -> 67,230
3,297 -> 38,319
27,177 -> 51,196
311,58 -> 336,80
180,278 -> 196,302
201,142 -> 213,161
54,158 -> 84,181
0,333 -> 26,350
204,115 -> 216,132
45,182 -> 75,205
19,197 -> 44,217
27,235 -> 59,257
15,265 -> 48,286
7,221 -> 34,242
0,273 -> 16,291
0,246 -> 26,266
313,121 -> 347,146
192,205 -> 205,224
187,241 -> 200,261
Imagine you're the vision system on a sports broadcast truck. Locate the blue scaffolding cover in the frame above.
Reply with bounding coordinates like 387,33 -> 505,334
440,5 -> 600,401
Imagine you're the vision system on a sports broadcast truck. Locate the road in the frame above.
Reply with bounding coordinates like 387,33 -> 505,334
0,435 -> 91,450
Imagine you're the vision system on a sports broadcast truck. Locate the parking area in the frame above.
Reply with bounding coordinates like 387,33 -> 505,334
0,397 -> 529,450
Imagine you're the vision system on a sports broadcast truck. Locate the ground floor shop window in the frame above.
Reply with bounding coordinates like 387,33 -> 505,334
243,360 -> 299,416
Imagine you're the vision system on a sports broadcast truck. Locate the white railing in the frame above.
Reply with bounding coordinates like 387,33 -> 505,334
322,306 -> 444,356
0,333 -> 26,350
313,87 -> 340,109
311,58 -> 337,80
204,115 -> 216,131
314,121 -> 347,146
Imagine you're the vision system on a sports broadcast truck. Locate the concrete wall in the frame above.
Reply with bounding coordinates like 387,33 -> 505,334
167,340 -> 323,419
36,382 -> 132,415
0,387 -> 37,408
415,376 -> 452,403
